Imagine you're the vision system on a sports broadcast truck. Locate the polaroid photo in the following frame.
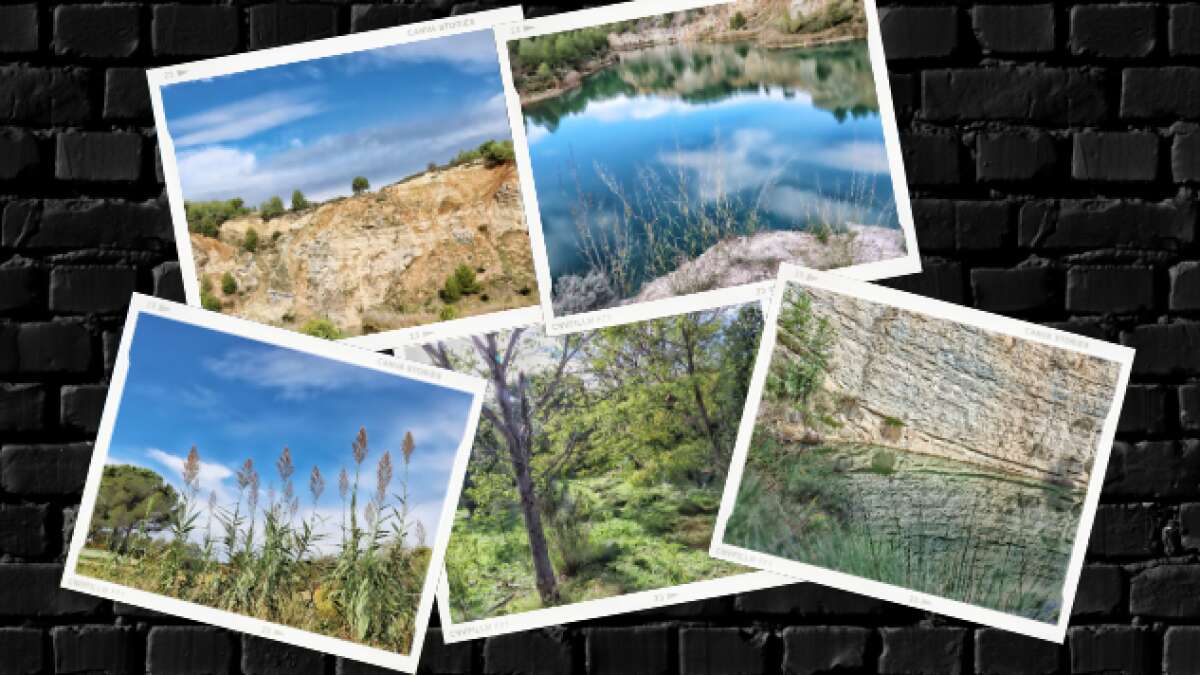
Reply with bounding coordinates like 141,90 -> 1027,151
495,0 -> 920,336
711,264 -> 1135,643
396,294 -> 789,642
148,7 -> 548,351
62,294 -> 486,672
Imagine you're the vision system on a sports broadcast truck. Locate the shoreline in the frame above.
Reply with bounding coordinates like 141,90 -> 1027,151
518,32 -> 867,108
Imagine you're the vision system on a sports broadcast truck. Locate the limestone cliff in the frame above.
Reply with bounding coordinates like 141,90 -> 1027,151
630,225 -> 903,303
766,286 -> 1122,488
189,160 -> 537,337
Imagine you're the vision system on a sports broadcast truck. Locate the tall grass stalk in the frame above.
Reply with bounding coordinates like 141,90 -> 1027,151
78,428 -> 429,653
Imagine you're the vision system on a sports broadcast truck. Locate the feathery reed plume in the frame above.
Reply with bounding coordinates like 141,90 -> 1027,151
375,451 -> 393,508
277,446 -> 298,520
364,501 -> 377,529
183,446 -> 201,497
237,459 -> 253,491
402,431 -> 415,465
247,462 -> 260,511
353,427 -> 369,466
205,489 -> 217,541
310,466 -> 325,506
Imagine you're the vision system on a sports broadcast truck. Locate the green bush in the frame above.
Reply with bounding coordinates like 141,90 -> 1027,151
730,11 -> 747,29
291,190 -> 309,211
200,291 -> 221,312
439,265 -> 482,304
480,140 -> 515,168
221,272 -> 237,295
438,305 -> 458,321
352,176 -> 370,195
260,196 -> 285,220
243,228 -> 258,253
300,319 -> 344,340
185,198 -> 250,238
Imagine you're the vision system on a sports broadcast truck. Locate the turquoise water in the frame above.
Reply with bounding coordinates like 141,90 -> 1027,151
523,40 -> 898,302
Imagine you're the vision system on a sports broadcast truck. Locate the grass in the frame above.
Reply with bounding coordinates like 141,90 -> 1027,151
444,474 -> 739,622
560,144 -> 886,310
725,434 -> 1072,622
78,429 -> 428,653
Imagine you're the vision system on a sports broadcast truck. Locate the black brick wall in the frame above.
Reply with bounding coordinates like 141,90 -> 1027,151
0,1 -> 1196,673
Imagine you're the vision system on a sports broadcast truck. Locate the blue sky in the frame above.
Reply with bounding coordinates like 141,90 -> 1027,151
104,314 -> 474,552
161,29 -> 512,205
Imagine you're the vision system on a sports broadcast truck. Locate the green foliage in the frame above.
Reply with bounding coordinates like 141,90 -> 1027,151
883,416 -> 905,428
435,305 -> 762,622
870,449 -> 896,475
201,291 -> 221,312
242,228 -> 258,253
439,264 -> 483,304
449,140 -> 516,168
78,432 -> 429,652
511,26 -> 613,93
260,196 -> 285,221
300,318 -> 344,340
91,465 -> 181,552
352,176 -> 370,194
291,190 -> 309,211
185,199 -> 250,238
729,11 -> 747,29
220,272 -> 237,295
438,305 -> 459,321
766,289 -> 835,430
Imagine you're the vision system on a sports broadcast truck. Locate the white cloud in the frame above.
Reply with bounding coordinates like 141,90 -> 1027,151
170,90 -> 325,148
145,447 -> 237,510
202,347 -> 376,401
809,140 -> 889,175
176,93 -> 512,204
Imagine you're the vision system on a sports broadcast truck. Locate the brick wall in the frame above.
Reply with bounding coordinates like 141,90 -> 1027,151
0,1 -> 1196,673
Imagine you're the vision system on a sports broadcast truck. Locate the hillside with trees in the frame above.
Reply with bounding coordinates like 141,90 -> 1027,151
184,140 -> 537,337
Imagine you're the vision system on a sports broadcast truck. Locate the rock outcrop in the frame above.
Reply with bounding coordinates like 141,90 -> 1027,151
190,160 -> 537,337
767,286 -> 1122,488
630,225 -> 904,304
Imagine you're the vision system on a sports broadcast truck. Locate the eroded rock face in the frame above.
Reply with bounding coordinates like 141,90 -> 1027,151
771,286 -> 1122,488
630,225 -> 905,304
190,161 -> 537,337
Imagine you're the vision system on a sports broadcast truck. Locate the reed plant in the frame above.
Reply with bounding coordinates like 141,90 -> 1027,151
78,427 -> 429,653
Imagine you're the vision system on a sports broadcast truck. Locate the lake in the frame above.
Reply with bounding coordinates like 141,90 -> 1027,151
523,40 -> 899,301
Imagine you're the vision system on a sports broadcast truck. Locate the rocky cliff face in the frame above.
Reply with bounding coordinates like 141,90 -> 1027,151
189,161 -> 537,336
769,286 -> 1122,488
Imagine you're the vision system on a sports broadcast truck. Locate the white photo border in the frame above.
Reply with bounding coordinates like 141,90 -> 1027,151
147,6 -> 546,350
495,0 -> 922,337
710,263 -> 1136,643
61,293 -> 488,673
384,303 -> 792,642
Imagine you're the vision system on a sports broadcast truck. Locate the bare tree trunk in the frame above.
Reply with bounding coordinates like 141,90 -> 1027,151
423,335 -> 561,605
682,321 -> 725,473
510,443 -> 559,605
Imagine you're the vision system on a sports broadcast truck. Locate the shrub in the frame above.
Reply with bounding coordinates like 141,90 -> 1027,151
260,196 -> 285,221
869,449 -> 897,475
438,305 -> 458,321
730,11 -> 747,29
352,176 -> 370,194
480,140 -> 515,168
221,272 -> 237,295
201,291 -> 221,312
452,264 -> 482,295
291,190 -> 309,211
271,231 -> 282,244
243,228 -> 258,253
300,319 -> 343,340
185,198 -> 251,238
440,277 -> 461,304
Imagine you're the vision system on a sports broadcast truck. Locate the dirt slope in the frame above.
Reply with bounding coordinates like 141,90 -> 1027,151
190,160 -> 537,336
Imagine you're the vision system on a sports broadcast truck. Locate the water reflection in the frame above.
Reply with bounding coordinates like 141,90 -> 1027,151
524,40 -> 898,309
